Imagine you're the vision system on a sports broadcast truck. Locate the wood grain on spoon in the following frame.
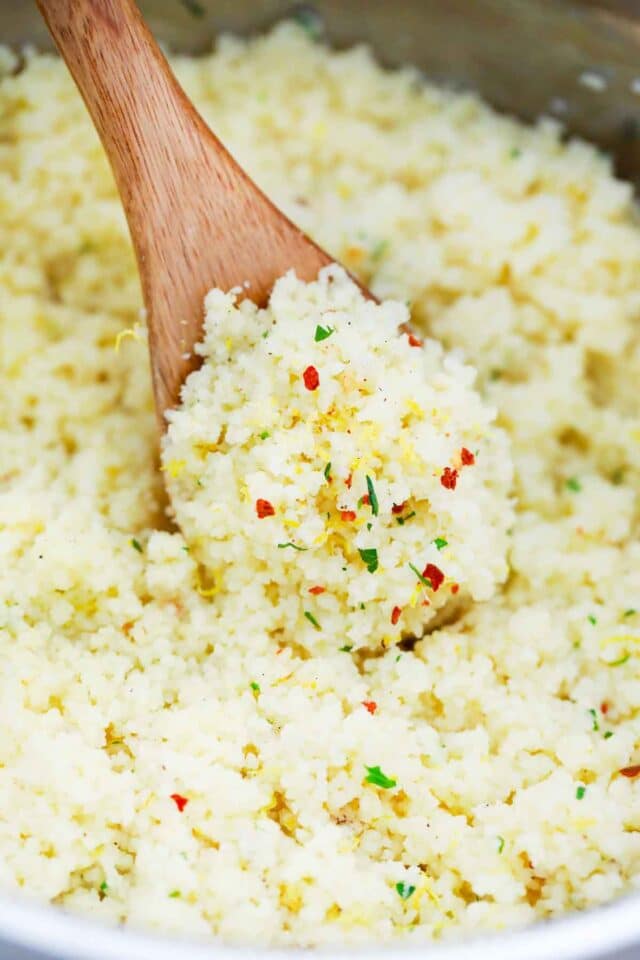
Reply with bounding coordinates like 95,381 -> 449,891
36,0 -> 343,419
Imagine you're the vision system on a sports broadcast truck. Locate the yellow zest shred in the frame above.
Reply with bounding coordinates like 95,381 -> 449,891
114,322 -> 143,352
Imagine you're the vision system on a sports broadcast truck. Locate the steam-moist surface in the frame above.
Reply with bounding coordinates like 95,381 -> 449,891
1,22 -> 640,947
163,266 -> 513,652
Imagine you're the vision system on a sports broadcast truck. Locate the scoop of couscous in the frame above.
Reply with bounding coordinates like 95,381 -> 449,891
163,266 -> 513,652
0,20 -> 639,951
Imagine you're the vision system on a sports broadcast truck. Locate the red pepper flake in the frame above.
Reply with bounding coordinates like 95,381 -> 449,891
345,473 -> 353,489
620,765 -> 640,778
361,494 -> 370,506
440,467 -> 458,490
362,700 -> 378,715
340,510 -> 357,522
303,365 -> 319,391
392,502 -> 406,515
309,585 -> 326,595
276,647 -> 284,655
601,701 -> 609,715
422,563 -> 444,592
460,447 -> 475,466
170,793 -> 189,812
256,498 -> 275,518
407,333 -> 423,348
450,583 -> 460,595
391,605 -> 402,626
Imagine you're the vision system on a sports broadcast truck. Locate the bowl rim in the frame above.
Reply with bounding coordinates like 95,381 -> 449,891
1,887 -> 639,960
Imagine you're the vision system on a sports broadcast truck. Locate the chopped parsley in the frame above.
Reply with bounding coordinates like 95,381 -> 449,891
277,542 -> 308,551
624,609 -> 636,617
604,731 -> 614,740
396,511 -> 416,526
259,430 -> 270,440
250,681 -> 261,695
366,476 -> 379,516
395,881 -> 416,900
358,547 -> 379,573
339,644 -> 353,653
510,147 -> 521,158
130,537 -> 143,553
587,614 -> 597,625
609,654 -> 630,667
576,785 -> 586,800
314,324 -> 334,342
371,238 -> 389,261
364,765 -> 396,789
566,477 -> 582,493
324,462 -> 332,481
99,881 -> 108,893
588,708 -> 599,732
304,611 -> 321,630
433,537 -> 448,551
179,0 -> 205,16
408,562 -> 432,588
496,836 -> 505,854
168,889 -> 181,898
293,7 -> 323,39
261,329 -> 270,339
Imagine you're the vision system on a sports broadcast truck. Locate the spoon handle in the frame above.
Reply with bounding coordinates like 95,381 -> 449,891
36,0 -> 332,416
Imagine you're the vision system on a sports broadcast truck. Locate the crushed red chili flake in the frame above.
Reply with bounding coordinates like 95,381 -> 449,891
407,333 -> 423,348
440,467 -> 458,490
276,647 -> 284,655
303,365 -> 319,391
361,493 -> 370,506
309,585 -> 326,595
392,502 -> 406,515
170,793 -> 189,812
345,473 -> 353,489
601,702 -> 609,715
256,498 -> 275,518
391,605 -> 402,625
460,447 -> 475,466
362,700 -> 378,714
340,510 -> 357,522
620,765 -> 640,778
422,563 -> 444,592
450,583 -> 460,595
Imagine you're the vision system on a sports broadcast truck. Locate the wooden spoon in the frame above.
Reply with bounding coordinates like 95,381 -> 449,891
36,0 -> 349,420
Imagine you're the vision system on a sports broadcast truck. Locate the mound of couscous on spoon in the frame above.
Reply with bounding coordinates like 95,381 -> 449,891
0,20 -> 639,949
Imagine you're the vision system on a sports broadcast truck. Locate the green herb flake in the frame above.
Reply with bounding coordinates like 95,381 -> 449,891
608,654 -> 630,667
277,541 -> 308,551
339,644 -> 353,653
587,614 -> 597,625
624,609 -> 637,618
588,708 -> 599,732
130,537 -> 143,554
371,239 -> 389,262
314,324 -> 334,342
433,537 -> 448,551
396,511 -> 416,526
604,731 -> 614,740
366,476 -> 379,516
395,881 -> 416,900
304,610 -> 321,630
169,889 -> 181,898
99,881 -> 108,893
179,0 -> 205,17
259,431 -> 270,440
358,548 -> 379,574
408,562 -> 431,588
496,836 -> 505,854
364,765 -> 397,790
261,329 -> 270,340
293,7 -> 323,39
395,654 -> 402,663
576,785 -> 586,800
510,147 -> 521,159
367,522 -> 372,531
324,462 -> 332,481
181,545 -> 190,553
566,477 -> 582,493
250,681 -> 261,695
